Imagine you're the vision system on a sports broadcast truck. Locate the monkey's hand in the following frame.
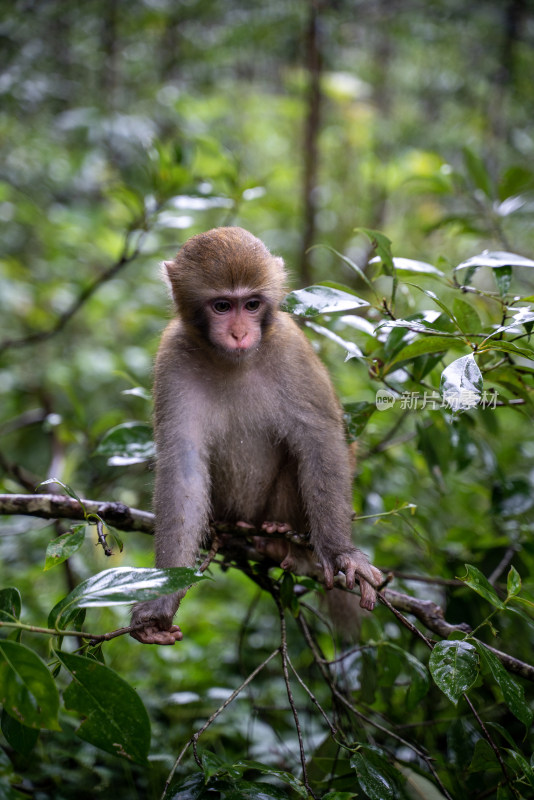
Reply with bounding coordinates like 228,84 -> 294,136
130,595 -> 183,645
322,549 -> 383,611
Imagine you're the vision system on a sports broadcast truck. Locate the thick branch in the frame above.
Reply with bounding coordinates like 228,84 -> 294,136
1,491 -> 533,680
0,493 -> 154,533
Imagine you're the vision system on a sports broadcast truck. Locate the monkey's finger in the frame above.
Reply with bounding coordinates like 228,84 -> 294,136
322,563 -> 335,589
344,564 -> 356,591
280,554 -> 295,570
131,625 -> 183,645
359,580 -> 377,611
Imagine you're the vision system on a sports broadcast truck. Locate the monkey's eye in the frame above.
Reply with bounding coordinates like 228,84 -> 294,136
212,300 -> 232,314
245,299 -> 261,312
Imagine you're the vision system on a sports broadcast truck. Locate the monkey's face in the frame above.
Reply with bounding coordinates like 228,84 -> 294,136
205,291 -> 266,359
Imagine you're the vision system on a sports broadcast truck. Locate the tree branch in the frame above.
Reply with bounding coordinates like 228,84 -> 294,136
1,491 -> 533,681
0,492 -> 154,532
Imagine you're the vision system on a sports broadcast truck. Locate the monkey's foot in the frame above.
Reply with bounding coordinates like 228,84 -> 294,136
130,624 -> 183,646
261,521 -> 293,534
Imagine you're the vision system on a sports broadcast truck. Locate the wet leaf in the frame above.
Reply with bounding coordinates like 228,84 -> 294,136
306,321 -> 364,360
95,422 -> 155,466
1,709 -> 39,755
475,642 -> 533,727
440,354 -> 482,410
0,641 -> 60,730
455,250 -> 534,273
344,401 -> 376,438
48,566 -> 206,628
0,588 -> 21,622
282,285 -> 368,316
461,565 -> 506,609
429,640 -> 478,703
44,525 -> 86,570
57,651 -> 150,764
351,746 -> 407,800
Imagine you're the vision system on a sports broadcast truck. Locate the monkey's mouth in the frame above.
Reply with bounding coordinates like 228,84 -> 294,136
219,345 -> 255,362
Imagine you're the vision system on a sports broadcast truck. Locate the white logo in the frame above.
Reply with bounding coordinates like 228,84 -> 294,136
375,390 -> 396,411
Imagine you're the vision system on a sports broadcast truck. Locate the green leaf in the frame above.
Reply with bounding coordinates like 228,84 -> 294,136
1,708 -> 39,755
452,298 -> 482,335
95,422 -> 155,466
356,228 -> 394,274
377,317 -> 453,339
202,751 -> 243,781
167,773 -> 205,800
279,572 -> 298,614
44,525 -> 86,570
388,336 -> 454,367
121,386 -> 152,401
479,339 -> 534,361
403,650 -> 431,709
505,749 -> 534,789
213,779 -> 292,799
461,565 -> 506,609
391,257 -> 444,277
440,354 -> 482,410
308,243 -> 377,294
475,642 -> 533,727
344,401 -> 376,438
305,321 -> 364,360
468,739 -> 500,773
493,265 -> 512,296
507,566 -> 522,598
447,719 -> 478,771
351,746 -> 407,800
463,147 -> 493,198
455,250 -> 534,273
48,566 -> 206,629
0,641 -> 60,730
282,285 -> 368,316
233,760 -> 308,797
428,640 -> 479,704
37,478 -> 85,507
56,651 -> 150,764
0,588 -> 21,622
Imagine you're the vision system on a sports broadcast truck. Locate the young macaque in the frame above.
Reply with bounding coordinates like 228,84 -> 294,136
131,227 -> 382,644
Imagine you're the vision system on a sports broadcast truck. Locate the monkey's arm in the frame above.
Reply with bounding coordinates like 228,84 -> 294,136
285,409 -> 382,610
131,360 -> 211,644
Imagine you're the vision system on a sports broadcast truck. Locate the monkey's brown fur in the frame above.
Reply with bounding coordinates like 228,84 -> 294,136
131,227 -> 381,644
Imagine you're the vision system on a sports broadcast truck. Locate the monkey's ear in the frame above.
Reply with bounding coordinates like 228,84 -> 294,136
160,261 -> 174,293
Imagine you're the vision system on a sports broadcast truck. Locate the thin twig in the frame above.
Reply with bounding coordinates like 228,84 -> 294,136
287,654 -> 337,736
297,614 -> 454,800
95,519 -> 113,556
463,694 -> 518,798
161,648 -> 280,800
0,228 -> 147,353
488,546 -> 520,586
378,591 -> 435,649
276,598 -> 316,798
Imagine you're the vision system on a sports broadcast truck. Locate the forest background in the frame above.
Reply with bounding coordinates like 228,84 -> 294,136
1,1 -> 534,799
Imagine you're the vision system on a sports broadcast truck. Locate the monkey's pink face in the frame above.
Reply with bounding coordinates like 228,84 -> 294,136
206,294 -> 265,357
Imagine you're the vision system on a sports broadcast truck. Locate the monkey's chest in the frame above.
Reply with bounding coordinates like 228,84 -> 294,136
208,430 -> 300,527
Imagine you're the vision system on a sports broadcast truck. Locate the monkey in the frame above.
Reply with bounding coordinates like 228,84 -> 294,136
131,227 -> 382,645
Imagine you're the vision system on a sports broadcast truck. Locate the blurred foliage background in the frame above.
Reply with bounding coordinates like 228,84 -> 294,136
1,1 -> 534,798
